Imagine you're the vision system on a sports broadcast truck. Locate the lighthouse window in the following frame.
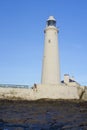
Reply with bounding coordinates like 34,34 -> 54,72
48,40 -> 51,43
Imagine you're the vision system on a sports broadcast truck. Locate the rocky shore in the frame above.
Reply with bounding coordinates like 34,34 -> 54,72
0,85 -> 87,129
0,99 -> 87,130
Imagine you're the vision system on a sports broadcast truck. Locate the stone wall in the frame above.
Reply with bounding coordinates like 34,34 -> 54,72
32,84 -> 86,100
0,84 -> 85,100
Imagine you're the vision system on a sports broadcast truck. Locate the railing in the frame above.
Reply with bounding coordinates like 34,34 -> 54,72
0,84 -> 31,88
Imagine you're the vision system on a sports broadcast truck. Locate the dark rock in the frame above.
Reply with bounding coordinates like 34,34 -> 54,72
82,87 -> 87,101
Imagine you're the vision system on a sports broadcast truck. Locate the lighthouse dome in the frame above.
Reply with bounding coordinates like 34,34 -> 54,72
47,16 -> 56,26
47,16 -> 56,21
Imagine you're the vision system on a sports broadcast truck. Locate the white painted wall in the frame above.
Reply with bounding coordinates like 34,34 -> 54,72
0,84 -> 84,100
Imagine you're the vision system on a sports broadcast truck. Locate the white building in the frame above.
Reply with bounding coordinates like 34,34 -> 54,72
61,74 -> 80,87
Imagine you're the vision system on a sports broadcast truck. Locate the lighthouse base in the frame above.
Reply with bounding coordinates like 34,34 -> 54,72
31,84 -> 84,100
0,84 -> 85,100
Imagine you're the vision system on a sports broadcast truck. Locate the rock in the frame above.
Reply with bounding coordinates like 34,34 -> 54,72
82,87 -> 87,101
77,86 -> 85,99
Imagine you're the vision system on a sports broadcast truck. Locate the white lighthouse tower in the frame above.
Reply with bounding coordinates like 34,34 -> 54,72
41,16 -> 60,85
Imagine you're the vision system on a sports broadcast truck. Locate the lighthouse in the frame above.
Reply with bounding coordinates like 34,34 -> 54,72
41,16 -> 60,85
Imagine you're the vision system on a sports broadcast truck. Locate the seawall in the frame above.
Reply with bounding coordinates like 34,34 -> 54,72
0,84 -> 86,100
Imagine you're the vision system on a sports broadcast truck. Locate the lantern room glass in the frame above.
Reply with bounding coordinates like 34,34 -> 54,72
47,20 -> 56,26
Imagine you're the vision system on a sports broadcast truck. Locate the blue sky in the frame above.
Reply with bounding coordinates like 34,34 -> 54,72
0,0 -> 87,86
